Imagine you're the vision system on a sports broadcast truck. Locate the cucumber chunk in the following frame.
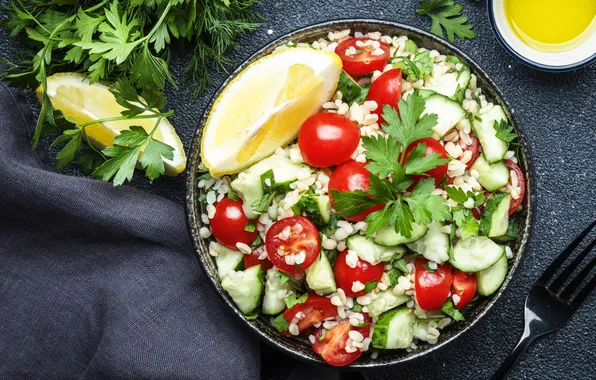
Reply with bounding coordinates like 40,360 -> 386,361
262,268 -> 293,315
221,265 -> 264,315
423,66 -> 470,101
292,193 -> 331,227
337,71 -> 362,103
368,290 -> 410,318
374,222 -> 429,246
231,154 -> 311,218
492,220 -> 519,243
472,105 -> 509,164
347,235 -> 406,265
470,155 -> 510,192
372,307 -> 416,349
212,243 -> 244,278
480,193 -> 511,238
421,93 -> 466,137
476,253 -> 508,296
406,220 -> 450,264
305,252 -> 337,296
450,236 -> 505,272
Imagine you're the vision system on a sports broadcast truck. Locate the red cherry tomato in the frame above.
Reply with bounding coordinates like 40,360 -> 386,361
452,269 -> 477,310
334,250 -> 384,297
404,138 -> 449,187
328,160 -> 384,222
366,68 -> 402,124
210,198 -> 258,250
334,38 -> 391,77
243,246 -> 273,272
298,113 -> 360,168
283,294 -> 337,332
505,160 -> 526,215
415,259 -> 453,310
312,316 -> 371,366
462,136 -> 480,170
265,216 -> 320,273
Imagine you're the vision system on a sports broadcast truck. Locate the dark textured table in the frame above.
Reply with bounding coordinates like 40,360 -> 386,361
2,1 -> 595,379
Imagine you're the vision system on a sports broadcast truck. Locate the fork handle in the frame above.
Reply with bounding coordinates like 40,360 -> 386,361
491,333 -> 536,380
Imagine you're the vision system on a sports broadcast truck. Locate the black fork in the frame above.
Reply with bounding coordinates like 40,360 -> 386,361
492,220 -> 596,380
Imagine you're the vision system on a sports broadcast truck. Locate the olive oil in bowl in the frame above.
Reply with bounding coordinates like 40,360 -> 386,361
504,0 -> 596,52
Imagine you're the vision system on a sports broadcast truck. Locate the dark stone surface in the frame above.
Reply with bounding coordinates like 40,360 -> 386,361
1,1 -> 594,379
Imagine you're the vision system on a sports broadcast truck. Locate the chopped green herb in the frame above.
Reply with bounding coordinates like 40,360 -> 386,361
441,298 -> 465,321
244,222 -> 256,232
273,314 -> 290,332
250,234 -> 262,249
285,292 -> 308,309
493,120 -> 517,143
251,191 -> 277,213
364,281 -> 378,294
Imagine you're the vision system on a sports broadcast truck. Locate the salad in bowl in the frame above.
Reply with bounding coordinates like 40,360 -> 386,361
191,26 -> 528,367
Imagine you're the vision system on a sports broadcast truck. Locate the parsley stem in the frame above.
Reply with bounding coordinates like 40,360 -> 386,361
138,1 -> 174,44
75,111 -> 174,129
85,0 -> 109,13
80,126 -> 106,161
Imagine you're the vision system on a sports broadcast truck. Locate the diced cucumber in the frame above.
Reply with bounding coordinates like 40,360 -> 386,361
231,154 -> 311,218
423,66 -> 470,101
262,268 -> 293,315
450,236 -> 505,272
476,253 -> 508,296
453,68 -> 471,103
492,220 -> 519,243
368,290 -> 410,318
292,193 -> 331,227
480,193 -> 511,238
337,71 -> 362,103
372,307 -> 416,349
347,235 -> 407,265
421,93 -> 466,137
472,105 -> 509,163
221,265 -> 264,315
213,243 -> 244,278
305,251 -> 337,296
470,155 -> 510,192
417,89 -> 436,99
406,221 -> 450,264
374,222 -> 429,246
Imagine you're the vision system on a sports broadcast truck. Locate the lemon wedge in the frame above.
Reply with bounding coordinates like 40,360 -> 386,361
201,47 -> 342,176
38,73 -> 186,176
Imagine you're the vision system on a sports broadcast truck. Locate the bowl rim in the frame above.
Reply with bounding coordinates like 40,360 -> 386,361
184,18 -> 537,369
486,0 -> 596,72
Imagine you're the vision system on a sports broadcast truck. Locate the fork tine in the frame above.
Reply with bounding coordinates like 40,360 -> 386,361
537,220 -> 596,285
549,237 -> 596,292
570,274 -> 596,310
560,253 -> 596,300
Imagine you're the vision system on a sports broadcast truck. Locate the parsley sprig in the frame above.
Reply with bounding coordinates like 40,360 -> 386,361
331,92 -> 451,238
416,0 -> 477,43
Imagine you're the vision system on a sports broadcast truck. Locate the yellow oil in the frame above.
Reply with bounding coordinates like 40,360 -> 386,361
504,0 -> 596,52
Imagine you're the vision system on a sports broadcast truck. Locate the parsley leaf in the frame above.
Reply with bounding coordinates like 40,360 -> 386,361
93,144 -> 142,186
362,135 -> 402,178
416,0 -> 477,43
364,281 -> 378,294
445,186 -> 484,206
493,120 -> 517,143
404,178 -> 451,226
50,129 -> 83,171
272,314 -> 289,332
381,92 -> 437,148
244,222 -> 256,232
140,137 -> 174,181
441,298 -> 465,321
405,143 -> 449,175
251,191 -> 277,213
392,51 -> 434,81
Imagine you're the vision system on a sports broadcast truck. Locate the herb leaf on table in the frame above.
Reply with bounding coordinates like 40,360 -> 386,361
416,0 -> 477,43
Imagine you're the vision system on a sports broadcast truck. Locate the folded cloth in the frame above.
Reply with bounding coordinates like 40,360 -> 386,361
0,84 -> 263,379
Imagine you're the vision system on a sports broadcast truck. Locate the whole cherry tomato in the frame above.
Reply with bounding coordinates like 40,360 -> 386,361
366,68 -> 402,124
298,113 -> 360,168
328,160 -> 384,222
415,258 -> 453,310
210,198 -> 258,250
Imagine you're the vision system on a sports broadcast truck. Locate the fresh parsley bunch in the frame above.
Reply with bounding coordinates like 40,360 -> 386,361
331,92 -> 452,238
1,0 -> 260,183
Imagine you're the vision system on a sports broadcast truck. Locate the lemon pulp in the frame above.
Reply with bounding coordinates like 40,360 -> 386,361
504,0 -> 596,52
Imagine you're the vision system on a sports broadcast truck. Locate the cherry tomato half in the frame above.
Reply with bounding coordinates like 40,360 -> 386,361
462,136 -> 480,170
505,160 -> 526,215
284,294 -> 337,332
334,249 -> 384,297
265,216 -> 320,273
452,269 -> 477,310
312,317 -> 371,366
366,68 -> 402,124
415,258 -> 453,310
243,245 -> 273,272
210,198 -> 258,250
335,38 -> 391,77
328,160 -> 384,222
298,113 -> 360,168
404,138 -> 449,187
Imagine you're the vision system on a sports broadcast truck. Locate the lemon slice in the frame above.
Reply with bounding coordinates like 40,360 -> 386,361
38,73 -> 186,176
201,47 -> 342,176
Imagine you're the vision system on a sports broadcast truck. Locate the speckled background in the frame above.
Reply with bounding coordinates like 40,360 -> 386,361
1,1 -> 594,379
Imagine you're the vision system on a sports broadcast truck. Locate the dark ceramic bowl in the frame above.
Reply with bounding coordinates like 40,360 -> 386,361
185,19 -> 536,368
